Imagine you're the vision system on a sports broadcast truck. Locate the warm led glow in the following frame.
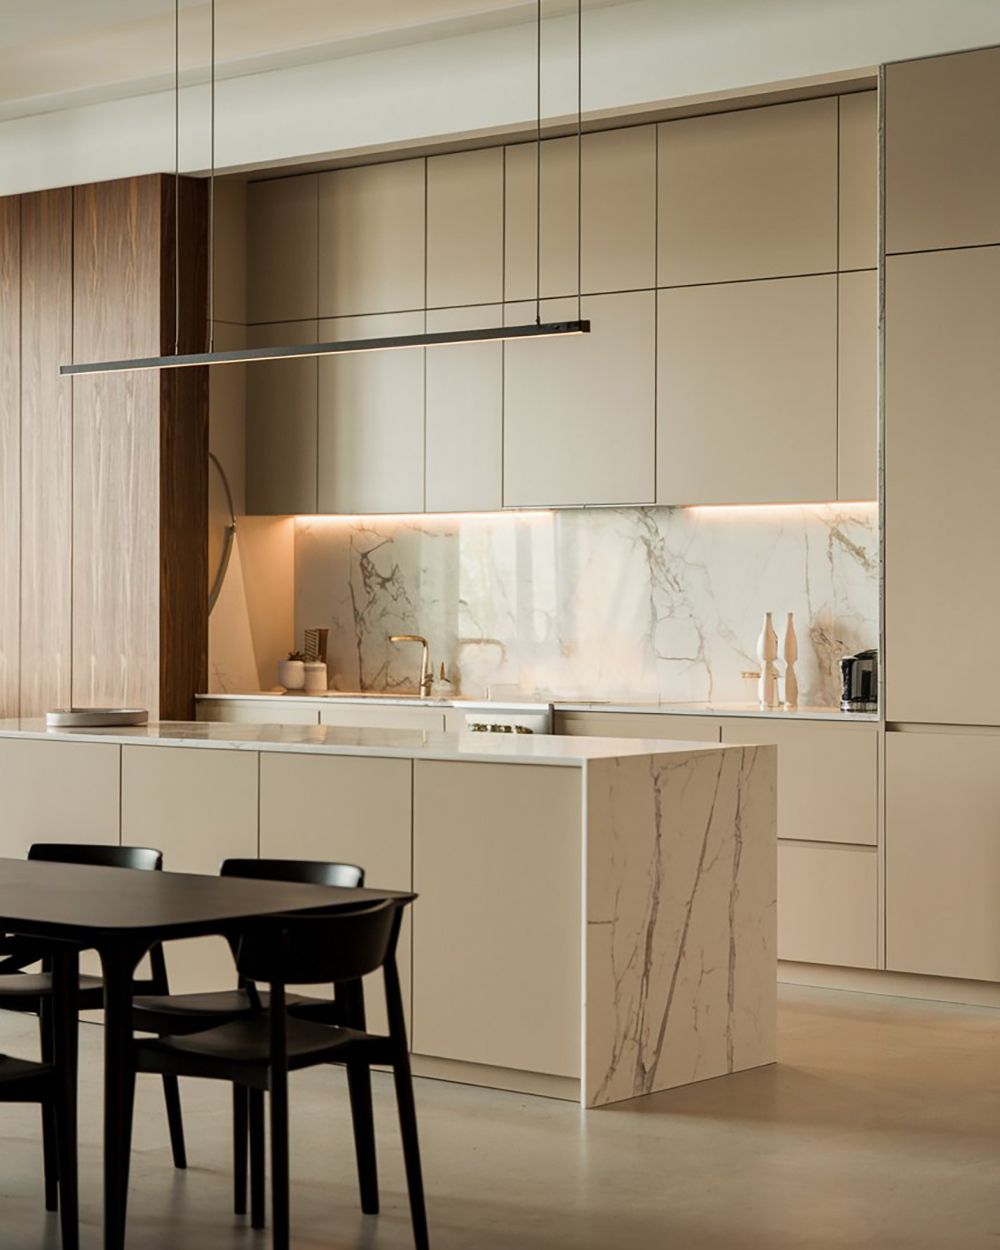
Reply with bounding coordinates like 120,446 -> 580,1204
299,509 -> 554,524
686,500 -> 877,517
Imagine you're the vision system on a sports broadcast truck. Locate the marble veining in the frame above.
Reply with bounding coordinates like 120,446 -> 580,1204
584,743 -> 776,1106
295,504 -> 877,706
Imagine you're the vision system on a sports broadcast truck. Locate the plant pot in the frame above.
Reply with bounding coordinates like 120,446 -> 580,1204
277,660 -> 305,690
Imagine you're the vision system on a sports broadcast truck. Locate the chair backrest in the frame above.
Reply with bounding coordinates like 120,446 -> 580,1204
236,901 -> 397,986
28,843 -> 163,872
221,857 -> 364,889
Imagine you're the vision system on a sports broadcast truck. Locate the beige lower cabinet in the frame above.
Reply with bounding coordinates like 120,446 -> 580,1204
720,719 -> 878,845
197,698 -> 320,726
555,710 -> 721,742
0,739 -> 119,857
319,705 -> 446,732
412,761 -> 582,1077
778,842 -> 878,968
121,746 -> 259,993
886,731 -> 1000,982
258,753 -> 413,1032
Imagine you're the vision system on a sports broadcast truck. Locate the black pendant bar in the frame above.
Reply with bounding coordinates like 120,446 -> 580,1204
60,319 -> 591,376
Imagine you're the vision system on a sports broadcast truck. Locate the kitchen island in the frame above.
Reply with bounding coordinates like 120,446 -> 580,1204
0,720 -> 776,1107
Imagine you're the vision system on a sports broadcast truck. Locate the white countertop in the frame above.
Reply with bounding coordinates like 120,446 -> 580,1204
0,719 -> 732,768
197,691 -> 878,723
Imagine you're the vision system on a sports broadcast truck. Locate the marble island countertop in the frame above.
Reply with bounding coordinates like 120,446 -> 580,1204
197,691 -> 878,723
0,719 -> 732,768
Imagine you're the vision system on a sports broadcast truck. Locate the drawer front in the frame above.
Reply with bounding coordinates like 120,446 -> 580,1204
778,842 -> 878,969
555,711 -> 721,742
197,699 -> 320,726
319,705 -> 447,732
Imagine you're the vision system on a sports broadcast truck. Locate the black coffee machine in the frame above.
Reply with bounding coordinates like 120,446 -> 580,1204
840,649 -> 878,713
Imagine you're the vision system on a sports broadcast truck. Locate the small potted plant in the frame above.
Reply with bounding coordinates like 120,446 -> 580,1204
277,650 -> 306,691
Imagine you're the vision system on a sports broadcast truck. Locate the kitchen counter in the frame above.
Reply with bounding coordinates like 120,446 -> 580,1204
0,718 -> 724,768
197,691 -> 878,723
0,718 -> 776,1108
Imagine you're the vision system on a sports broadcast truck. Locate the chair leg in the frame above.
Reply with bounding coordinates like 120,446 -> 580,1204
392,1055 -> 430,1250
161,1074 -> 187,1169
38,1003 -> 59,1212
249,1087 -> 266,1230
53,1091 -> 79,1250
269,1070 -> 291,1250
233,1085 -> 249,1216
52,946 -> 79,1250
346,1061 -> 379,1215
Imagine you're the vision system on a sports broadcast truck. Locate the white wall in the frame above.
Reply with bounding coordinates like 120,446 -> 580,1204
2,0 -> 1000,195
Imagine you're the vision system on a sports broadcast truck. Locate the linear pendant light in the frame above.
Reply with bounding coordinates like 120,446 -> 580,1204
62,0 -> 588,376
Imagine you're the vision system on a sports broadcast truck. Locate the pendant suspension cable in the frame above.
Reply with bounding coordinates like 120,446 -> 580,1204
577,0 -> 582,322
535,0 -> 542,326
174,0 -> 180,355
208,0 -> 216,351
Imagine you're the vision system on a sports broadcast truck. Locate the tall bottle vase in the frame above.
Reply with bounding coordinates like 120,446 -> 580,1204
756,612 -> 780,709
783,612 -> 799,709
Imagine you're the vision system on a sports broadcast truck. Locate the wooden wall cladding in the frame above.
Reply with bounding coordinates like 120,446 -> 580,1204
20,189 -> 73,717
0,174 -> 207,722
0,198 -> 20,718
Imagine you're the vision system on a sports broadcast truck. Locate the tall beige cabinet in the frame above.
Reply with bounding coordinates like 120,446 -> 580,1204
883,44 -> 1000,984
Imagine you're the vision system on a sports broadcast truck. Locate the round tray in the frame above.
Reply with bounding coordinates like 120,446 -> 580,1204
46,708 -> 149,728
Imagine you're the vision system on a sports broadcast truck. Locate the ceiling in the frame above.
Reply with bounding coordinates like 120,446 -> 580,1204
0,0 -> 632,118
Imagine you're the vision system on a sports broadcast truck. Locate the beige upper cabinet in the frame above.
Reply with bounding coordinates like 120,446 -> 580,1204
426,148 -> 503,307
317,311 -> 424,514
838,91 -> 878,271
885,247 -> 1000,724
504,126 -> 656,301
658,97 -> 838,286
425,305 -> 503,513
503,291 -> 656,507
657,275 -> 837,505
245,321 -> 318,514
837,269 -> 878,501
318,159 -> 425,317
886,731 -> 1000,982
885,47 -> 1000,254
246,175 -> 318,323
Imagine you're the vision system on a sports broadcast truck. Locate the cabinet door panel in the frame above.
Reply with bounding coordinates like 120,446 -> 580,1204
318,160 -> 425,317
837,270 -> 877,501
317,312 -> 424,514
505,126 -> 655,300
259,753 -> 412,1031
245,321 -> 318,514
887,732 -> 1000,982
413,760 -> 581,1076
885,248 -> 1000,724
121,746 -> 258,993
427,149 -> 503,307
658,98 -> 837,285
721,719 -> 878,846
886,48 -> 1000,254
197,699 -> 320,726
657,276 -> 837,505
319,705 -> 446,731
0,739 -> 119,858
778,843 -> 878,968
556,711 -> 720,741
425,305 -> 503,513
246,175 -> 318,322
839,92 -> 878,271
503,291 -> 655,507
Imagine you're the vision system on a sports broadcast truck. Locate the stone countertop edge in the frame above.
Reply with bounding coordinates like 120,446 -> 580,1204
0,720 -> 745,768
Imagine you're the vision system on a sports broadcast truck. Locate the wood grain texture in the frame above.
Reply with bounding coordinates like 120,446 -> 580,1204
19,189 -> 73,716
159,176 -> 208,718
0,197 -> 20,718
72,176 -> 163,714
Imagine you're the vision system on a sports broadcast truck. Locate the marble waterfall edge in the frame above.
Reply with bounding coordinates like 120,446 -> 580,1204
584,744 -> 777,1107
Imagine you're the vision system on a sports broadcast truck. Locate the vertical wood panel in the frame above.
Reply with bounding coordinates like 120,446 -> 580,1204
0,197 -> 20,718
19,189 -> 73,716
72,177 -> 162,714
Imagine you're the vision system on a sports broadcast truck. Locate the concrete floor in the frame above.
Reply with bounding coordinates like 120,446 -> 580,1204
0,985 -> 998,1249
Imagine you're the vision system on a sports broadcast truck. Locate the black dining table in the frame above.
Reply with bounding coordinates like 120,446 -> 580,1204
0,856 -> 413,1250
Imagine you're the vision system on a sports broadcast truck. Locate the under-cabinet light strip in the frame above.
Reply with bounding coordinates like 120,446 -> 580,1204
60,320 -> 590,376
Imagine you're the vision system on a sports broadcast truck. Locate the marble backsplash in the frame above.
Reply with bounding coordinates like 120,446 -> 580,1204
294,503 -> 879,706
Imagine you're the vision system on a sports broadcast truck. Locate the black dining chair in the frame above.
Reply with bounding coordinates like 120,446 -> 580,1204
131,857 -> 366,1221
0,842 -> 187,1206
124,898 -> 427,1250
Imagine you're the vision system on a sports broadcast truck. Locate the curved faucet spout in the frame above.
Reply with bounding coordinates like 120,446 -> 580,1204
389,634 -> 432,697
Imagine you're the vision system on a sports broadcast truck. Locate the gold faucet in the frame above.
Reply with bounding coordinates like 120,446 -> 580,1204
389,634 -> 432,697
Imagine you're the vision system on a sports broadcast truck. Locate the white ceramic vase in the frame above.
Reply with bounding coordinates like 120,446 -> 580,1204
303,661 -> 328,694
277,659 -> 305,690
756,612 -> 780,709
